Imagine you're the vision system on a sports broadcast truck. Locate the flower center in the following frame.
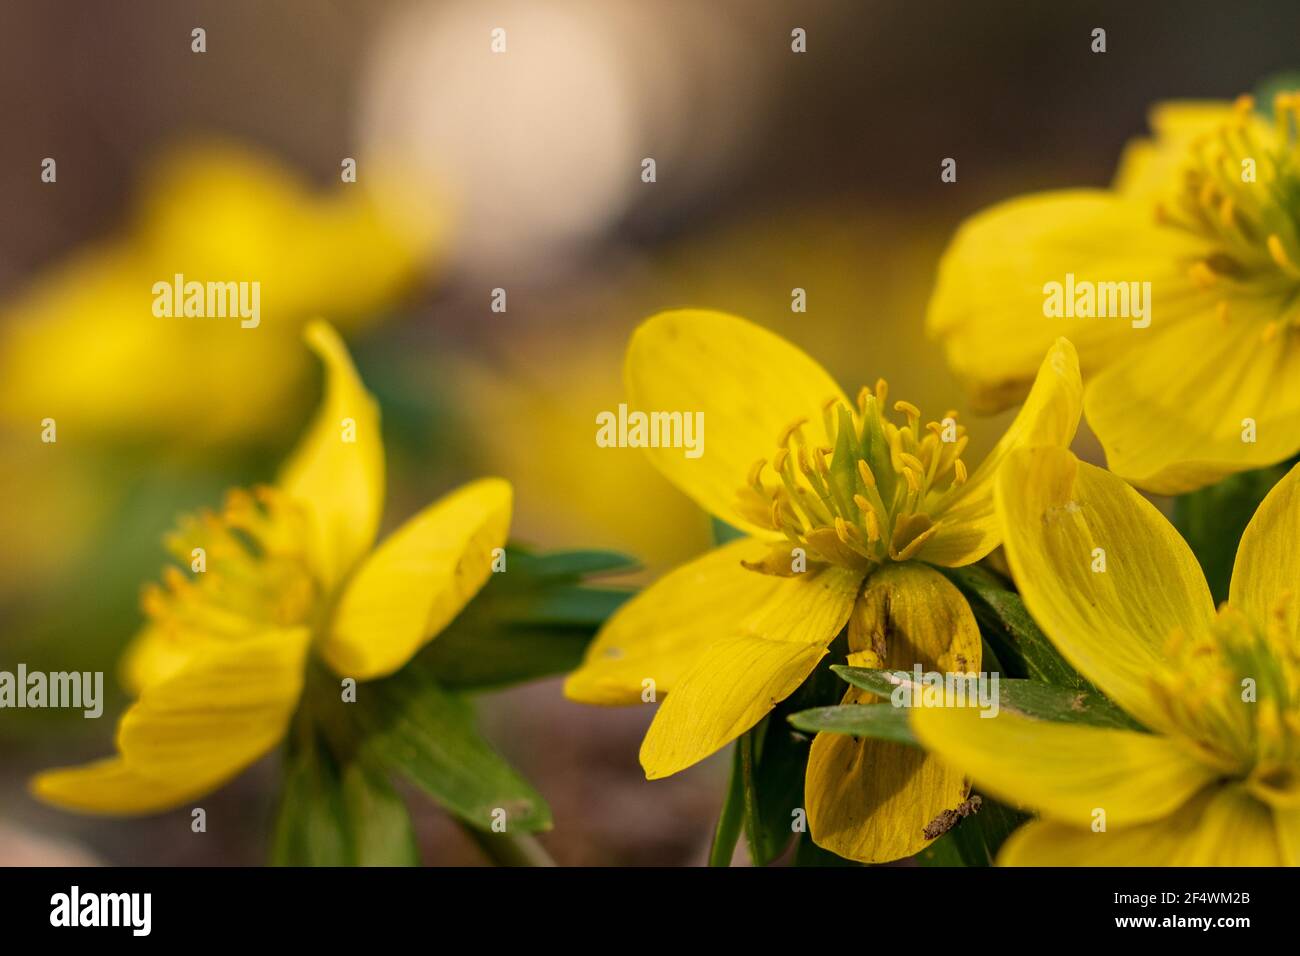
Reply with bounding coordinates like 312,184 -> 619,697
735,380 -> 968,571
1156,93 -> 1300,340
1149,600 -> 1300,807
142,485 -> 319,640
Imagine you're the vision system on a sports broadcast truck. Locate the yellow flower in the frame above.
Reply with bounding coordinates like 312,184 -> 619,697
914,446 -> 1300,865
0,141 -> 443,447
31,322 -> 511,814
927,94 -> 1300,494
563,310 -> 1082,862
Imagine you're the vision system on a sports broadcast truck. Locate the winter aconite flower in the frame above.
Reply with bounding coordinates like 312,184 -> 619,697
0,141 -> 442,448
564,310 -> 1082,862
927,94 -> 1300,494
32,322 -> 511,813
914,447 -> 1300,865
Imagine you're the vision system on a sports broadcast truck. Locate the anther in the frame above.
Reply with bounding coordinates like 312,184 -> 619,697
778,417 -> 808,448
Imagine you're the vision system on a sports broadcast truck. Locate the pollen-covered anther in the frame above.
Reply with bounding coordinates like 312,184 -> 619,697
143,485 -> 318,640
735,381 -> 970,571
1188,261 -> 1219,289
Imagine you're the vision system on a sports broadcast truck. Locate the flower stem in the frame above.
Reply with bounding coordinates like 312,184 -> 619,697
707,739 -> 746,867
463,825 -> 557,867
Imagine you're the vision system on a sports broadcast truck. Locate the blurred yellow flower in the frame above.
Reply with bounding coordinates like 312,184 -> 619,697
32,322 -> 511,814
928,94 -> 1300,494
565,310 -> 1082,862
0,141 -> 444,447
915,448 -> 1300,865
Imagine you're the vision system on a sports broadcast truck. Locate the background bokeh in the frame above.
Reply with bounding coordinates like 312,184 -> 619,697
3,0 -> 1298,865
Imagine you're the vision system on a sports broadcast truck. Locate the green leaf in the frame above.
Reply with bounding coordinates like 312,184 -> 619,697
742,716 -> 808,866
939,565 -> 1090,687
339,760 -> 422,866
271,727 -> 419,866
741,657 -> 845,865
355,666 -> 551,833
423,623 -> 599,690
787,702 -> 918,744
1174,463 -> 1289,604
491,584 -> 630,628
830,666 -> 1143,731
421,547 -> 634,690
506,549 -> 640,580
711,517 -> 746,545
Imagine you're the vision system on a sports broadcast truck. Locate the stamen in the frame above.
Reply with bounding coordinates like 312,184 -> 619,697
778,417 -> 808,448
1266,234 -> 1300,277
736,382 -> 971,571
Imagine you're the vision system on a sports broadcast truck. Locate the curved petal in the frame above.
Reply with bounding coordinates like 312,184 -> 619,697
640,635 -> 830,780
807,563 -> 982,862
322,478 -> 513,680
278,321 -> 385,589
1230,463 -> 1300,642
32,627 -> 311,815
912,706 -> 1218,829
1086,307 -> 1300,494
994,447 -> 1215,733
1113,101 -> 1262,198
918,338 -> 1082,567
624,310 -> 849,535
120,626 -> 199,696
999,784 -> 1280,866
28,757 -> 221,816
926,190 -> 1209,412
564,537 -> 862,706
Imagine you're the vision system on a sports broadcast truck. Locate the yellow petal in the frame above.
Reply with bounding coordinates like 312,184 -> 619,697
29,757 -> 219,816
321,478 -> 513,680
1114,101 -> 1266,198
120,626 -> 200,696
624,310 -> 849,535
1230,462 -> 1300,643
913,706 -> 1217,829
564,537 -> 862,706
918,338 -> 1081,567
925,190 -> 1208,412
994,446 -> 1215,733
999,784 -> 1280,866
33,627 -> 311,815
278,321 -> 385,589
1276,805 -> 1300,865
1085,308 -> 1300,494
640,634 -> 831,780
807,563 -> 982,862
